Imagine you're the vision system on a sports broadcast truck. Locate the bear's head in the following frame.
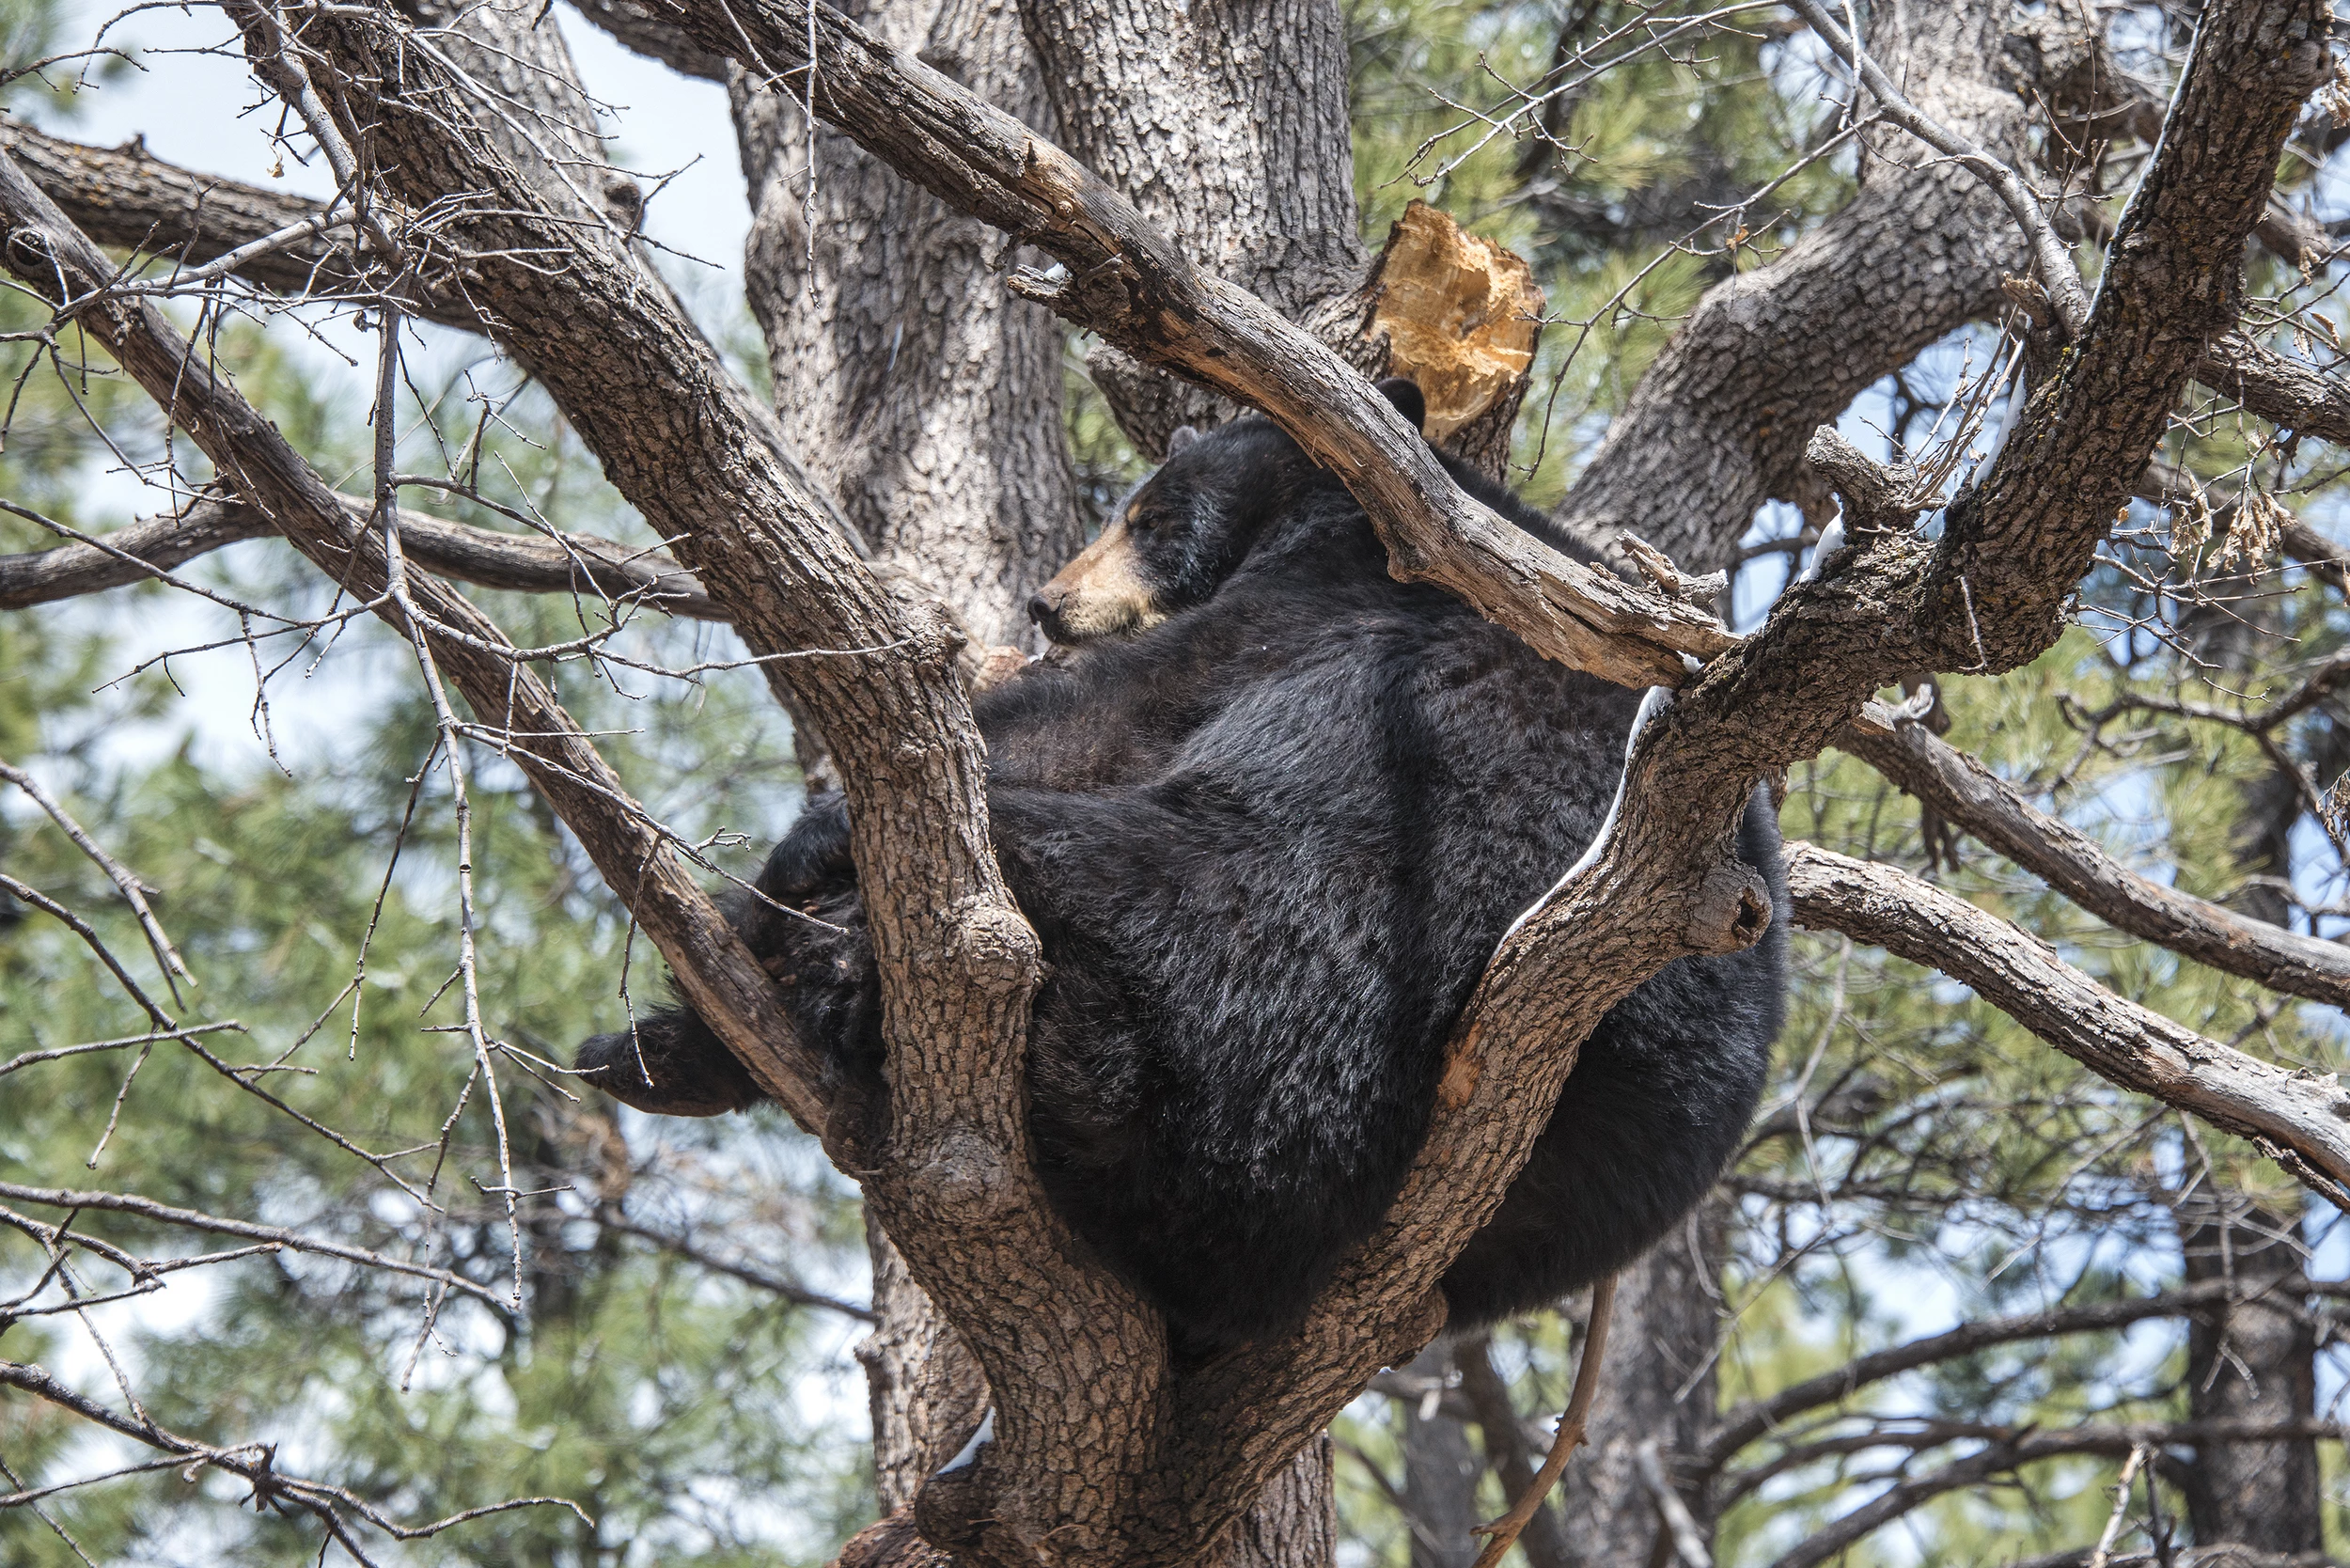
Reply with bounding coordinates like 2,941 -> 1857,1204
1026,378 -> 1427,644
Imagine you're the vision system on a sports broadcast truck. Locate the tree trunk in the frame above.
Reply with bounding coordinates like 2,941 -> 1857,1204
1558,1200 -> 1730,1568
728,1 -> 1351,1558
1010,0 -> 1365,450
729,0 -> 1081,651
2177,1199 -> 2322,1555
1399,1344 -> 1481,1568
1552,0 -> 2051,572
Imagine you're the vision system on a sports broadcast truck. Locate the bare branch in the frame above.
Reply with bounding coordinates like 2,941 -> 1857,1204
1468,1274 -> 1615,1568
0,122 -> 484,331
599,1215 -> 877,1320
0,1179 -> 511,1309
0,1356 -> 588,1545
1765,1421 -> 2345,1568
1785,841 -> 2350,1210
1841,705 -> 2350,1010
0,493 -> 716,617
2196,330 -> 2350,447
1705,1278 -> 2261,1470
0,146 -> 836,1136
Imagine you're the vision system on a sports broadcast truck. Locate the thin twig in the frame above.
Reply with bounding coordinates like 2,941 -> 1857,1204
1469,1274 -> 1618,1568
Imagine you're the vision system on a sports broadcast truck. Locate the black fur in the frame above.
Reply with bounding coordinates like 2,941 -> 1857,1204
580,397 -> 1788,1350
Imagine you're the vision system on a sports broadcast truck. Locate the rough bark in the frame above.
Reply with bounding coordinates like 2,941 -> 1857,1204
1549,0 -> 2031,572
97,0 -> 2319,1559
729,0 -> 1079,651
2176,1200 -> 2324,1554
1010,0 -> 1364,449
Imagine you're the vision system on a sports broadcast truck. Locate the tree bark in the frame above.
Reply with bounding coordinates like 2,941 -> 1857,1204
1010,0 -> 1363,449
1551,0 -> 2050,572
729,0 -> 1079,651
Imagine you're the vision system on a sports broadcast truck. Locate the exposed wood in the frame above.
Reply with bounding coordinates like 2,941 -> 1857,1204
1355,202 -> 1544,478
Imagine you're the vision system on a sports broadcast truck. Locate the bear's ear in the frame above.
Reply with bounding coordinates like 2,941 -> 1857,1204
1165,425 -> 1201,459
1375,377 -> 1427,432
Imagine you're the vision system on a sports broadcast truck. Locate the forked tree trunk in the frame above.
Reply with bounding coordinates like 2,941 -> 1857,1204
728,2 -> 1349,1557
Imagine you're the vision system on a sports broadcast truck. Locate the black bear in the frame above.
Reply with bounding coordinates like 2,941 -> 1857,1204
579,382 -> 1788,1351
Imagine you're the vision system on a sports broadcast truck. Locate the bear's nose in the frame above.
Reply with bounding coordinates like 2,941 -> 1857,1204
1026,591 -> 1054,626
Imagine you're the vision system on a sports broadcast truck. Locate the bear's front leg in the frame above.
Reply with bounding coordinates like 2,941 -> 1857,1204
577,1005 -> 764,1117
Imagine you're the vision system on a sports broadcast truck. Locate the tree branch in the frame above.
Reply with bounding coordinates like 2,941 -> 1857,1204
650,0 -> 1734,692
1786,841 -> 2350,1208
0,122 -> 487,333
1705,1278 -> 2262,1471
2195,330 -> 2350,447
1840,707 -> 2350,1009
0,493 -> 717,618
1765,1421 -> 2344,1568
0,1179 -> 511,1311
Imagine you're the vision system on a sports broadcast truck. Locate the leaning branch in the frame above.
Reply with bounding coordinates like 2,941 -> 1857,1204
1786,842 -> 2350,1208
1840,707 -> 2350,1010
653,0 -> 1732,691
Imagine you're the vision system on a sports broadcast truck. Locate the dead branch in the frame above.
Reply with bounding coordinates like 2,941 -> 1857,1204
1455,1338 -> 1574,1568
0,1356 -> 588,1548
1787,0 -> 2092,334
1764,1421 -> 2345,1568
2197,330 -> 2350,447
0,121 -> 478,330
598,1215 -> 877,1320
1785,841 -> 2350,1209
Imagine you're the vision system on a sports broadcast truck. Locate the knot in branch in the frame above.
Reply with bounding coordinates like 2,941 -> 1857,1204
1804,428 -> 1930,536
1684,861 -> 1773,956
